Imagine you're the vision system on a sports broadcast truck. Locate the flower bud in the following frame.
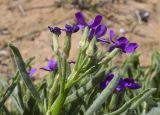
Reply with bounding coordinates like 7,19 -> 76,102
63,33 -> 71,58
52,33 -> 59,54
86,36 -> 97,57
79,26 -> 89,48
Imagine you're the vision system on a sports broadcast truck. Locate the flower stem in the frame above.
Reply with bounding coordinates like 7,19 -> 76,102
50,92 -> 67,115
99,48 -> 120,64
63,33 -> 71,58
48,75 -> 59,109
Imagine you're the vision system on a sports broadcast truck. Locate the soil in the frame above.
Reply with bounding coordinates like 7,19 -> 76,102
0,0 -> 160,77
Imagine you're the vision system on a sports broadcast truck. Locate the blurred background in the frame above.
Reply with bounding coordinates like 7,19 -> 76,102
0,0 -> 160,77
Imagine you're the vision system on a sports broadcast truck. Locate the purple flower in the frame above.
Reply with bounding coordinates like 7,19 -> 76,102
48,26 -> 61,36
100,73 -> 141,91
40,60 -> 57,71
109,30 -> 138,53
116,79 -> 126,91
27,68 -> 37,77
123,78 -> 141,89
88,25 -> 109,43
100,73 -> 114,89
62,24 -> 79,33
75,12 -> 102,29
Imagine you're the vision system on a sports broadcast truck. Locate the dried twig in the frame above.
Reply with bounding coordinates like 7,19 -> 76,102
17,3 -> 26,16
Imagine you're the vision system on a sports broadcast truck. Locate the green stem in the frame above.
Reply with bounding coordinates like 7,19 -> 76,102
50,92 -> 67,115
79,27 -> 89,48
55,52 -> 63,94
49,55 -> 89,115
86,36 -> 97,57
63,33 -> 71,58
99,48 -> 120,64
48,72 -> 55,89
65,66 -> 105,105
60,57 -> 67,94
109,92 -> 124,112
48,75 -> 59,109
74,49 -> 82,70
52,34 -> 59,53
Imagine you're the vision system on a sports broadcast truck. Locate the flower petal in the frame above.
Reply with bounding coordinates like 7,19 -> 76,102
116,78 -> 125,91
114,37 -> 129,52
110,29 -> 115,43
128,83 -> 141,89
116,85 -> 125,92
65,24 -> 71,29
125,43 -> 138,53
40,67 -> 52,71
48,26 -> 61,36
123,78 -> 133,87
115,37 -> 129,46
108,45 -> 116,52
97,38 -> 110,44
95,25 -> 107,38
72,25 -> 79,33
88,15 -> 102,28
48,60 -> 57,71
75,12 -> 86,25
28,68 -> 37,77
106,73 -> 114,81
99,73 -> 114,90
123,78 -> 141,89
77,24 -> 85,29
99,82 -> 107,90
63,24 -> 79,33
88,29 -> 95,40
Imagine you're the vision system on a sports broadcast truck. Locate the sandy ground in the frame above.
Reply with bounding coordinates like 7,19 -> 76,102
0,0 -> 160,77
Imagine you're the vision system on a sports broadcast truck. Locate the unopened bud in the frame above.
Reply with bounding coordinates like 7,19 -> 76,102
86,36 -> 97,57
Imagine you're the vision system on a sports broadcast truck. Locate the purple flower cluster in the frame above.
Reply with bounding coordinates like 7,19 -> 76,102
75,12 -> 108,43
48,12 -> 138,53
29,12 -> 138,79
74,12 -> 138,53
100,73 -> 141,91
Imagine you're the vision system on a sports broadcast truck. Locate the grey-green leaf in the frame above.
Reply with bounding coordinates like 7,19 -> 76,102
0,57 -> 35,109
145,102 -> 160,115
9,44 -> 42,104
106,88 -> 156,115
